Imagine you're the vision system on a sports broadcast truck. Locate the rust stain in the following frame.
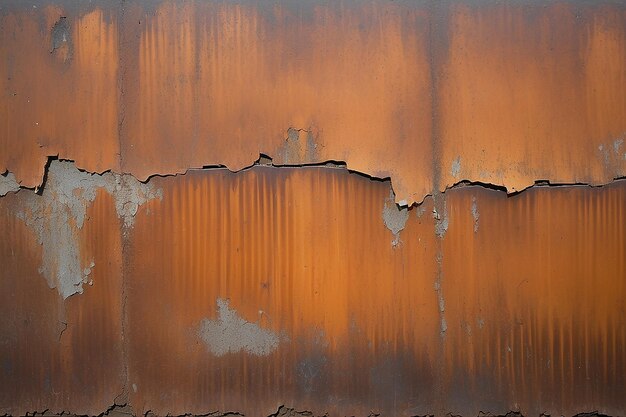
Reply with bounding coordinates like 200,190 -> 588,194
438,2 -> 626,192
0,5 -> 120,188
0,166 -> 624,415
125,167 -> 440,416
124,168 -> 622,416
441,184 -> 626,416
0,189 -> 125,416
0,0 -> 625,415
1,1 -> 625,203
119,0 -> 433,205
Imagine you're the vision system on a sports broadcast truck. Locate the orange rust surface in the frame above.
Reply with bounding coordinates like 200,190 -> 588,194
0,190 -> 125,415
0,5 -> 120,188
441,184 -> 626,415
125,167 -> 440,416
0,0 -> 625,415
2,166 -> 624,415
119,1 -> 433,204
124,169 -> 626,416
1,1 -> 625,203
437,2 -> 626,192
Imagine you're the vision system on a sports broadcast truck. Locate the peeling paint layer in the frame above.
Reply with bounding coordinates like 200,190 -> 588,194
0,172 -> 20,196
12,161 -> 161,298
198,298 -> 283,357
382,189 -> 409,246
0,172 -> 126,415
0,0 -> 625,415
471,196 -> 479,232
122,167 -> 626,416
433,197 -> 449,239
0,166 -> 624,415
2,1 -> 625,204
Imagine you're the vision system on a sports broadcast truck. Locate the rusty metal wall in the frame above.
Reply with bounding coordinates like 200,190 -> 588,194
0,0 -> 625,415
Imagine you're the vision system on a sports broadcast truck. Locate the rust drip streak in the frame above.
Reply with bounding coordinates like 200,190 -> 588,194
1,0 -> 625,415
1,163 -> 625,416
1,1 -> 625,204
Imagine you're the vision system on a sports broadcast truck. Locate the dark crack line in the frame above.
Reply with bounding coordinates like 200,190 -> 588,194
3,155 -> 626,212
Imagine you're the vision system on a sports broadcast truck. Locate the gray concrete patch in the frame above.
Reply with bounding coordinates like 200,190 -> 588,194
198,298 -> 283,356
14,161 -> 162,299
382,189 -> 409,246
451,156 -> 461,179
471,196 -> 479,232
0,172 -> 20,196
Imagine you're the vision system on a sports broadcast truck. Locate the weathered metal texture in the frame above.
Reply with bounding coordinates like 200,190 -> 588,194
441,184 -> 626,416
119,0 -> 434,205
1,0 -> 625,415
125,170 -> 626,417
125,167 -> 440,416
0,190 -> 125,415
436,1 -> 626,192
0,2 -> 120,188
1,165 -> 624,415
2,1 -> 625,203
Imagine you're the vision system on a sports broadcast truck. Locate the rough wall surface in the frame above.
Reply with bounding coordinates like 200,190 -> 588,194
0,0 -> 625,416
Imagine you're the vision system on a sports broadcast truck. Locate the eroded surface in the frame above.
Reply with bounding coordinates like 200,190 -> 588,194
1,1 -> 624,204
198,298 -> 283,357
12,160 -> 161,298
1,0 -> 625,415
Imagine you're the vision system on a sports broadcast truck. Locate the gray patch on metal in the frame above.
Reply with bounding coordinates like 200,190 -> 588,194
382,189 -> 409,246
198,298 -> 282,356
471,196 -> 479,232
14,161 -> 162,299
279,127 -> 319,165
433,199 -> 449,238
451,156 -> 461,179
50,17 -> 71,52
415,204 -> 426,218
50,16 -> 72,63
105,172 -> 163,228
598,144 -> 610,166
0,172 -> 20,196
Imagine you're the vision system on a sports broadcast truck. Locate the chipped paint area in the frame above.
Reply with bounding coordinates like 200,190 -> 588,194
0,172 -> 20,196
198,298 -> 283,356
451,156 -> 461,179
382,189 -> 409,246
433,198 -> 449,239
277,128 -> 320,166
434,253 -> 447,336
471,196 -> 479,232
598,134 -> 626,169
13,161 -> 161,299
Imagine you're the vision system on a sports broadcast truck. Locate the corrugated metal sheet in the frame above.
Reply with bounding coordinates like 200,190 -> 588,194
1,166 -> 624,415
0,190 -> 125,415
1,0 -> 625,415
1,0 -> 624,202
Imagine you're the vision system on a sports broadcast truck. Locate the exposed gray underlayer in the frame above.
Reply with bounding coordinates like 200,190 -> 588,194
198,298 -> 284,356
10,160 -> 162,299
1,157 -> 625,299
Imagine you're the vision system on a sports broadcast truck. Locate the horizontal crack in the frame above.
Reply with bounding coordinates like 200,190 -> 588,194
2,155 -> 625,211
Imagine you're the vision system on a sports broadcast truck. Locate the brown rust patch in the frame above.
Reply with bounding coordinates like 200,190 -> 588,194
125,167 -> 624,416
0,189 -> 125,416
0,5 -> 120,188
125,167 -> 439,416
437,1 -> 626,192
119,0 -> 434,205
0,165 -> 625,415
